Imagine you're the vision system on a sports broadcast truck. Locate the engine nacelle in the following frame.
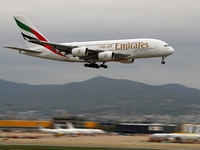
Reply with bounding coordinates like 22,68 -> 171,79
120,59 -> 134,64
72,47 -> 88,57
98,51 -> 114,61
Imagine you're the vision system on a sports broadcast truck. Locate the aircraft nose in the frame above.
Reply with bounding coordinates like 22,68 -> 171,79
169,46 -> 174,54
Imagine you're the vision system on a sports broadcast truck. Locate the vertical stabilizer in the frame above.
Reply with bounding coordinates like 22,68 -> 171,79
37,123 -> 45,130
54,124 -> 62,129
14,16 -> 48,48
66,122 -> 75,129
195,126 -> 200,134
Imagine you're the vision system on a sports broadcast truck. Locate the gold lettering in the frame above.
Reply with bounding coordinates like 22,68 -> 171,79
138,43 -> 141,49
121,44 -> 127,50
141,42 -> 148,48
133,43 -> 137,49
131,43 -> 134,49
107,44 -> 112,48
127,42 -> 130,49
144,42 -> 149,48
115,42 -> 149,50
115,43 -> 120,50
141,43 -> 144,48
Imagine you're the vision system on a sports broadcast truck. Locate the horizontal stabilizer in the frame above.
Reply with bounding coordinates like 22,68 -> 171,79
4,46 -> 43,53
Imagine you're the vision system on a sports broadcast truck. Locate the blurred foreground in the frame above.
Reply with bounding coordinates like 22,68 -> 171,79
1,132 -> 200,150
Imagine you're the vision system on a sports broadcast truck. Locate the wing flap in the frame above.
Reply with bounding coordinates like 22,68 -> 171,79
4,46 -> 43,53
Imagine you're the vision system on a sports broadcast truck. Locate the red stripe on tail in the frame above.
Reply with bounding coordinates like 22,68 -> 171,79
28,27 -> 66,57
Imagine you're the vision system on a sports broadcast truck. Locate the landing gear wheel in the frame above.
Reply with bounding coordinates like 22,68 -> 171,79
84,64 -> 89,67
84,63 -> 100,69
95,64 -> 100,69
103,65 -> 108,69
100,63 -> 108,69
161,61 -> 165,64
84,62 -> 108,69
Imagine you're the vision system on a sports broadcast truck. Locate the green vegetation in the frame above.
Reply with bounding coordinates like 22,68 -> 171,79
0,145 -> 157,150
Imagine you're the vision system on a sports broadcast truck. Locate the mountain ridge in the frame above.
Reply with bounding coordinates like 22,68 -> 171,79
0,77 -> 200,116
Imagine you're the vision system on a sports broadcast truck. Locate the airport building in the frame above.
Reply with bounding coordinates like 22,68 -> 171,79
115,123 -> 178,134
0,115 -> 187,134
182,124 -> 200,133
0,120 -> 52,132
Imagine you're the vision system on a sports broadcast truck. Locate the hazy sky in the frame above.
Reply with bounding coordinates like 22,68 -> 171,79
1,0 -> 200,89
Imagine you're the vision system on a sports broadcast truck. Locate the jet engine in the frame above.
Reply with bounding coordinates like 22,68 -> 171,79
72,47 -> 88,57
120,59 -> 134,64
98,51 -> 114,61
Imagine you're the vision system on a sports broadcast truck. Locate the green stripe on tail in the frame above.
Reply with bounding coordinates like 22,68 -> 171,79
14,17 -> 33,34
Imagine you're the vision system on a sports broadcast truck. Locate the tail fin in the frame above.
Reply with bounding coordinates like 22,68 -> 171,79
66,122 -> 75,129
37,123 -> 45,130
54,124 -> 62,129
14,16 -> 48,48
195,126 -> 200,134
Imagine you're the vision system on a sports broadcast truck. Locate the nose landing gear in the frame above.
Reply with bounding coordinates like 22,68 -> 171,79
161,57 -> 166,64
161,61 -> 165,64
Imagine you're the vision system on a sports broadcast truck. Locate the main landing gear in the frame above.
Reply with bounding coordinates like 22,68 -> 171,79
84,63 -> 108,69
161,57 -> 166,64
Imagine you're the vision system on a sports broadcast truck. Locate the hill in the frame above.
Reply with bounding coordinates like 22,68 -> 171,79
0,77 -> 200,116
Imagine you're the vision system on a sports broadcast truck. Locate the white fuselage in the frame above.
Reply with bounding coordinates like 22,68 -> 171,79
21,38 -> 174,63
56,128 -> 106,134
39,127 -> 105,135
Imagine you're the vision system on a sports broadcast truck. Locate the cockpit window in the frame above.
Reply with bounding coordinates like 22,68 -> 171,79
164,45 -> 169,47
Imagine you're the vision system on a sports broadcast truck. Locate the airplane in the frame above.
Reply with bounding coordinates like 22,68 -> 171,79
38,123 -> 71,136
38,123 -> 106,136
56,122 -> 106,135
150,133 -> 200,143
5,16 -> 174,69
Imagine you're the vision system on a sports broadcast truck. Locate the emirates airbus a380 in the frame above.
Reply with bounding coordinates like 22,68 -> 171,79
5,16 -> 174,69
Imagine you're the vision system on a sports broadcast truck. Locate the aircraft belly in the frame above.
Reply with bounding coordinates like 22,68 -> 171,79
134,49 -> 167,58
134,49 -> 155,58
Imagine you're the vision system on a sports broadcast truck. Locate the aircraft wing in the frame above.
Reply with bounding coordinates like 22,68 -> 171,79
28,39 -> 76,51
28,39 -> 104,53
4,46 -> 43,53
